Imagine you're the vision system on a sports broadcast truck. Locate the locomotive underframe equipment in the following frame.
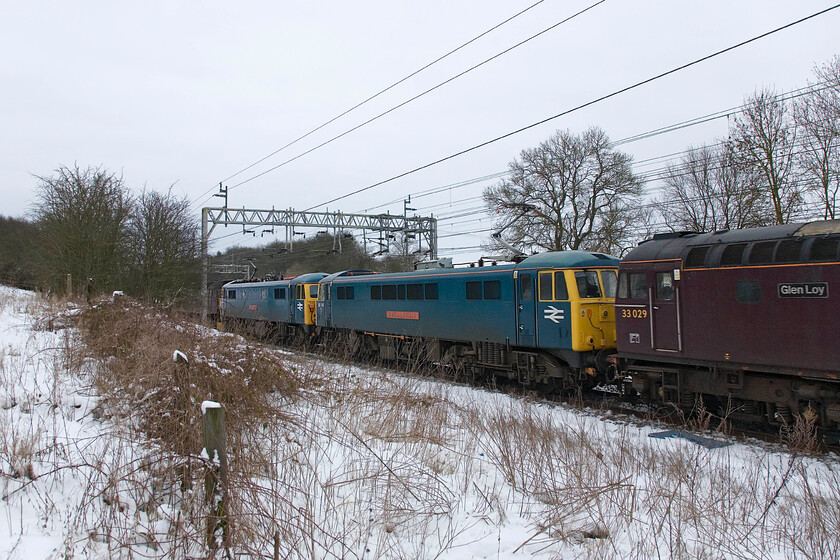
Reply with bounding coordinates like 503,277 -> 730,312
623,360 -> 840,428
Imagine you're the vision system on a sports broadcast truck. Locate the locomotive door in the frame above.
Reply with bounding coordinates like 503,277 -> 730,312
515,272 -> 537,346
321,283 -> 332,326
651,261 -> 682,352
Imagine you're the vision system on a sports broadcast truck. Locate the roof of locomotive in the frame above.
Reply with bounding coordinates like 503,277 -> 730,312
222,272 -> 327,289
516,250 -> 620,269
624,220 -> 840,262
321,270 -> 378,282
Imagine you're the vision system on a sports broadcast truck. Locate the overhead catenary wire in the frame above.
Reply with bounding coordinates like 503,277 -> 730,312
213,1 -> 607,197
210,75 -> 838,258
302,3 -> 840,213
189,1 -> 548,211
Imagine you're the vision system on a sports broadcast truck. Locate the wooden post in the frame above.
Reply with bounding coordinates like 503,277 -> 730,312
202,401 -> 228,550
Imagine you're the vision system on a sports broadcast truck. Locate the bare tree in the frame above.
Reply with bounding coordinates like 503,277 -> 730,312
32,164 -> 132,296
656,143 -> 771,231
483,127 -> 644,256
127,189 -> 200,304
795,56 -> 840,219
730,88 -> 804,224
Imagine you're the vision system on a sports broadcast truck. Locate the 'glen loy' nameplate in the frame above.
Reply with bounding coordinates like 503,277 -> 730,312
777,282 -> 828,298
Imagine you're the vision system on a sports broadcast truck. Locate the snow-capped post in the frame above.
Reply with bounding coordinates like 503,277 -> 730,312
201,400 -> 229,551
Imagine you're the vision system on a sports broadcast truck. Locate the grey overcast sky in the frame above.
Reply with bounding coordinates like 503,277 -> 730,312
2,1 -> 838,259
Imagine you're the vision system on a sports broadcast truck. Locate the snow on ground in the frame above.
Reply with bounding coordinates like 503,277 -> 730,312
1,286 -> 839,559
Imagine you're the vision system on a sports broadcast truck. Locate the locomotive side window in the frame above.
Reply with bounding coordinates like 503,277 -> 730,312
600,270 -> 617,298
720,243 -> 747,266
736,279 -> 762,303
484,280 -> 501,300
575,271 -> 602,298
809,237 -> 839,261
425,283 -> 439,300
775,239 -> 804,263
371,285 -> 381,300
630,274 -> 647,299
655,272 -> 675,301
336,286 -> 354,300
382,285 -> 397,300
520,274 -> 532,301
273,287 -> 286,299
398,285 -> 406,300
617,274 -> 628,299
684,246 -> 710,268
466,281 -> 482,300
748,241 -> 776,265
538,272 -> 569,301
407,284 -> 423,300
226,289 -> 236,299
554,272 -> 569,300
538,272 -> 553,301
345,286 -> 354,300
617,273 -> 648,300
296,285 -> 304,300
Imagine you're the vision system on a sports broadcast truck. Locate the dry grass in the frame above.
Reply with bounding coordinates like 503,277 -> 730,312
3,290 -> 840,559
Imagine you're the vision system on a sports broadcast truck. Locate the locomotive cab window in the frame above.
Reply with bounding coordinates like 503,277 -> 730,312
655,272 -> 675,301
309,285 -> 318,299
226,289 -> 236,300
575,270 -> 602,298
296,285 -> 304,300
600,270 -> 617,298
617,273 -> 648,300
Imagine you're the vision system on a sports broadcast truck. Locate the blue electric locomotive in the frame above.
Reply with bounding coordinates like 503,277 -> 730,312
220,251 -> 619,389
221,272 -> 327,339
314,251 -> 619,389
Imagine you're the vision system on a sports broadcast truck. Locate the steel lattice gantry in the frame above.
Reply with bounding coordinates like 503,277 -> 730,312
200,207 -> 438,320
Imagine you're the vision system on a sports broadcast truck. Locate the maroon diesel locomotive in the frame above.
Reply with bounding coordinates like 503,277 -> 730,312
615,219 -> 840,429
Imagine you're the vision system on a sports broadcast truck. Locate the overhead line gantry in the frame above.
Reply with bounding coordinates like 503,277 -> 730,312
200,205 -> 438,320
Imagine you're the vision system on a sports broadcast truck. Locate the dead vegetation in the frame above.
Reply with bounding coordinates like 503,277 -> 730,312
2,290 -> 840,559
